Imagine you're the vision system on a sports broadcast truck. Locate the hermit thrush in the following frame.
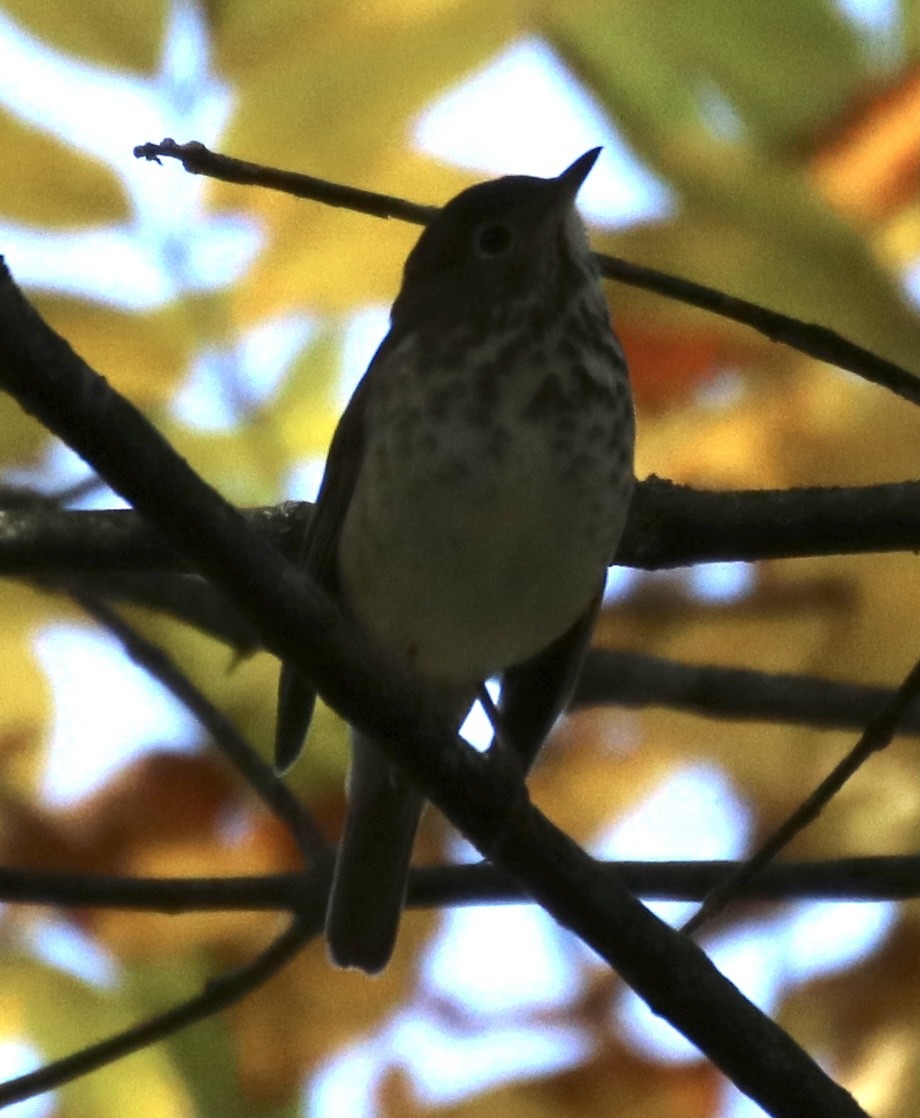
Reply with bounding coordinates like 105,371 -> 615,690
276,148 -> 635,973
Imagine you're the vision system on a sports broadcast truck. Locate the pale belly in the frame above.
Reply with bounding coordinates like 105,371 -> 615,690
337,413 -> 631,688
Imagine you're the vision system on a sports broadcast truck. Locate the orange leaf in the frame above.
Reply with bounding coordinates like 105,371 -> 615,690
811,65 -> 920,222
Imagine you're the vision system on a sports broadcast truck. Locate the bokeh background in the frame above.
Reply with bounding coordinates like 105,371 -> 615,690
2,1 -> 920,1115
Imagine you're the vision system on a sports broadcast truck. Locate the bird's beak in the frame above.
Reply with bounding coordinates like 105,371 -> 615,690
553,147 -> 601,205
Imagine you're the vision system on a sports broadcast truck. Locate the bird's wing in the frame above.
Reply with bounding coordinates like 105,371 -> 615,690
497,583 -> 603,774
274,350 -> 380,772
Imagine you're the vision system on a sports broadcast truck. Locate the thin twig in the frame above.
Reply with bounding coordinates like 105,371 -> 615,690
3,855 -> 919,914
135,138 -> 920,406
596,253 -> 920,407
73,591 -> 329,866
0,865 -> 305,911
6,480 -> 920,577
573,649 -> 920,735
409,854 -> 920,908
133,138 -> 438,225
0,914 -> 320,1108
60,571 -> 261,654
684,652 -> 920,936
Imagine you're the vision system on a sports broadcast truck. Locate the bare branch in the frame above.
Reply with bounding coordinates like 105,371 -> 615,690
73,591 -> 330,865
684,653 -> 920,935
573,649 -> 920,734
70,571 -> 260,653
5,479 -> 920,581
409,854 -> 920,908
135,138 -> 920,406
0,500 -> 306,576
597,255 -> 920,407
134,138 -> 438,225
2,856 -> 918,915
621,476 -> 920,568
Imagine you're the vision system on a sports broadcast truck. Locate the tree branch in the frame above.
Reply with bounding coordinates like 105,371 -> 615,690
72,591 -> 330,865
135,138 -> 920,406
5,478 -> 920,581
573,649 -> 920,734
0,855 -> 918,915
684,652 -> 920,935
66,571 -> 261,653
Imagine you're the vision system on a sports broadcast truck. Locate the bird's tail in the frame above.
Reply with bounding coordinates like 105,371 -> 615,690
326,730 -> 424,974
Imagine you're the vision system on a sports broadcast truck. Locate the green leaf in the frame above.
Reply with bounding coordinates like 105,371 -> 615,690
3,955 -> 190,1118
546,0 -> 866,154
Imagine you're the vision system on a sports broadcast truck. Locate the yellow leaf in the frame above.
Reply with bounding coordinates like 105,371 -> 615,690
0,583 -> 54,786
2,0 -> 168,73
0,108 -> 128,226
32,296 -> 197,406
0,396 -> 49,473
212,0 -> 515,161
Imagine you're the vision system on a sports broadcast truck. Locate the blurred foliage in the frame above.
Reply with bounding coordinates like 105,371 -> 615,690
1,0 -> 920,1115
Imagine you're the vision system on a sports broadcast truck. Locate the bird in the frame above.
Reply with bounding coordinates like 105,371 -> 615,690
276,148 -> 635,973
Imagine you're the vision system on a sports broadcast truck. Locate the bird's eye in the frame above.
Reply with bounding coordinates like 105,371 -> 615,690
473,221 -> 514,258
